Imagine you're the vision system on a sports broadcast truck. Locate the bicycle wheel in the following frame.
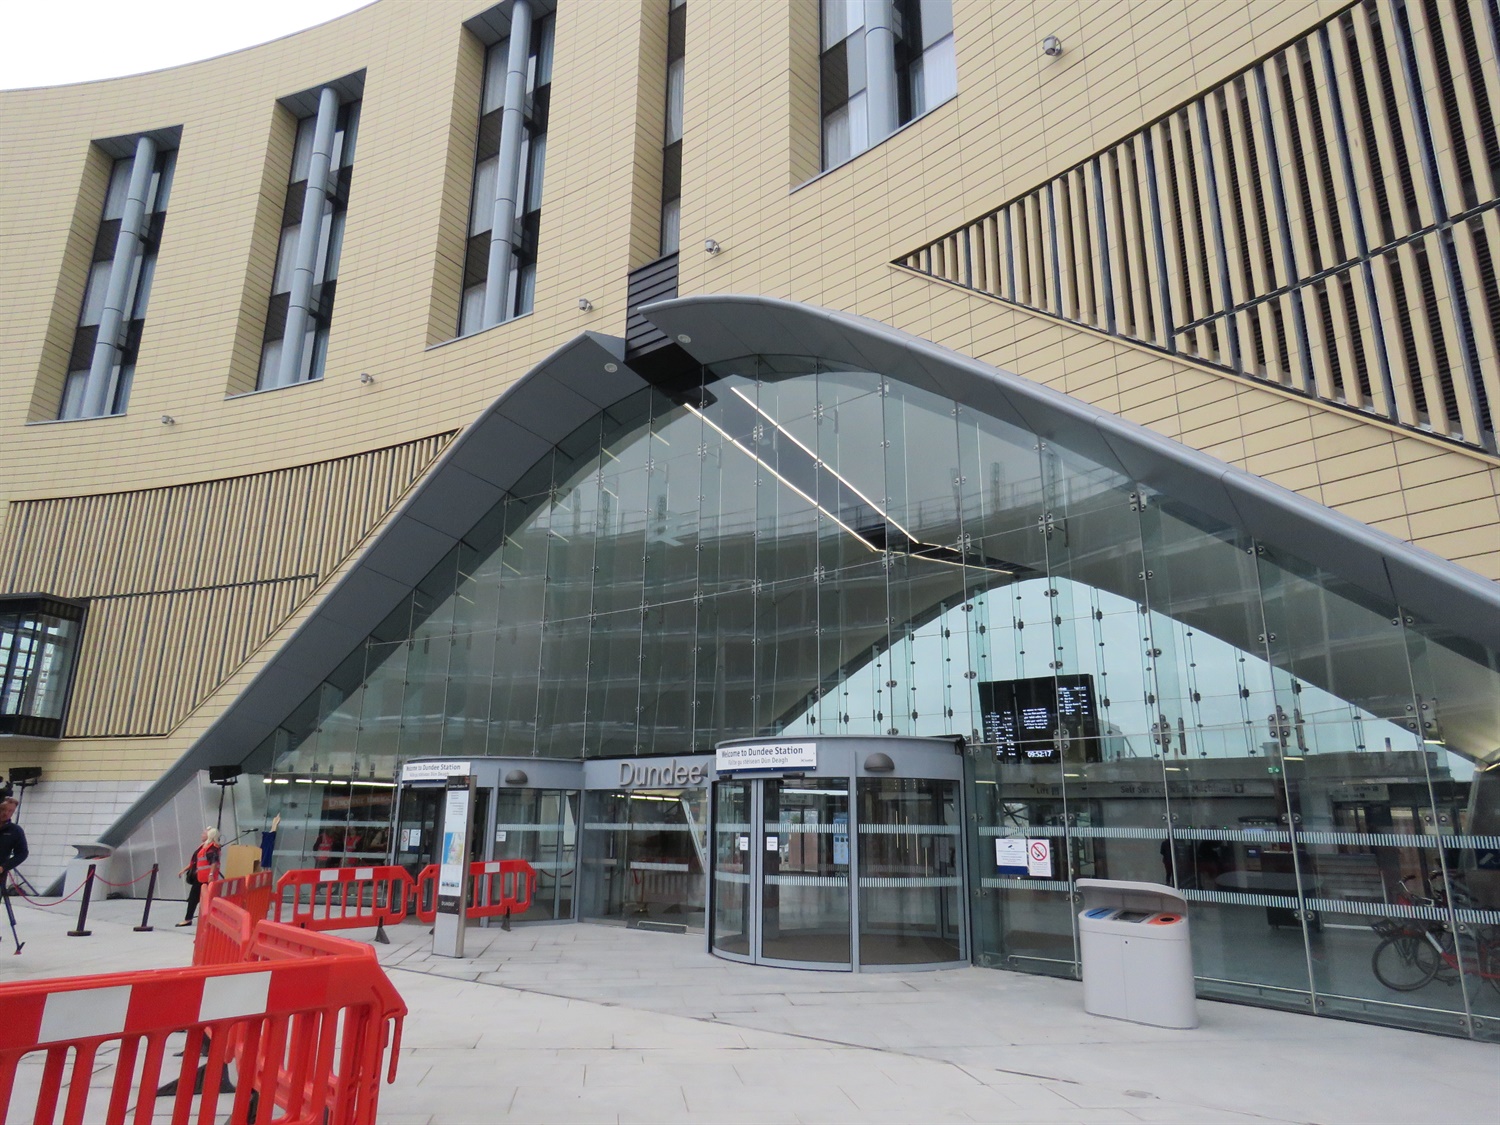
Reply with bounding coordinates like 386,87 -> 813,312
1372,933 -> 1442,991
1478,932 -> 1500,997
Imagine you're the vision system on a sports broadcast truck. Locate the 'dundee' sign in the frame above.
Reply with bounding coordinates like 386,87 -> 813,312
716,741 -> 818,773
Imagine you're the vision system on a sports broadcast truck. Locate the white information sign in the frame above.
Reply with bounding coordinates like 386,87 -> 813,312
1026,838 -> 1052,877
737,836 -> 750,852
716,741 -> 818,773
401,760 -> 472,783
765,835 -> 779,851
438,786 -> 472,896
995,838 -> 1027,874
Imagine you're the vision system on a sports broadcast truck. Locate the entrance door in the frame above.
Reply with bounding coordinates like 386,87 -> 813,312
393,785 -> 487,878
711,769 -> 967,970
711,777 -> 852,968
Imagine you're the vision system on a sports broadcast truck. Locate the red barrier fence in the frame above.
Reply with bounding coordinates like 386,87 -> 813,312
0,897 -> 406,1125
195,891 -> 256,967
413,860 -> 536,924
467,859 -> 537,921
204,869 -> 275,923
415,864 -> 439,922
275,865 -> 414,935
269,860 -> 536,930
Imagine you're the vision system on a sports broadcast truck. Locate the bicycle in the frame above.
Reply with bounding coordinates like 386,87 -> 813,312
1369,877 -> 1500,995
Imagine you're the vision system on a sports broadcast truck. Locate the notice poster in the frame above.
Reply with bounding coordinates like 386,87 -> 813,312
1026,838 -> 1053,877
995,837 -> 1028,875
833,812 -> 850,867
438,783 -> 471,897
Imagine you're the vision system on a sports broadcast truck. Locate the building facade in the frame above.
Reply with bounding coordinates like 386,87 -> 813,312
2,0 -> 1499,1040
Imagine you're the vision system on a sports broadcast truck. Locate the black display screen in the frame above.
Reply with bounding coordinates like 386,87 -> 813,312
978,674 -> 1099,763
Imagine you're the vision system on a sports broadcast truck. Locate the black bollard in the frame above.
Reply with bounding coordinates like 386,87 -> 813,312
68,863 -> 96,937
134,864 -> 160,932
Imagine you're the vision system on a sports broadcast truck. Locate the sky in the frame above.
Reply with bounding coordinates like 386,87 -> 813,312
1,1 -> 376,90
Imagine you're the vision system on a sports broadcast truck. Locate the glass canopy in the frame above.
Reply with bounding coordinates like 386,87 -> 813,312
244,354 -> 1500,1038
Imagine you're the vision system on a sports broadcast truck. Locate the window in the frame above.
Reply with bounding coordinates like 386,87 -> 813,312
59,137 -> 176,420
459,3 -> 556,336
257,89 -> 360,389
660,0 -> 686,255
820,0 -> 955,171
0,598 -> 85,739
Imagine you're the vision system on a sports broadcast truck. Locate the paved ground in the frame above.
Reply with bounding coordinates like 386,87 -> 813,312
1,895 -> 1496,1123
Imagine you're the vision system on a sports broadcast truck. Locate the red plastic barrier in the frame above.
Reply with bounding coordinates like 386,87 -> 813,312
415,864 -> 439,922
0,898 -> 406,1125
414,859 -> 536,923
469,859 -> 536,920
194,893 -> 255,966
208,869 -> 275,922
276,865 -> 414,932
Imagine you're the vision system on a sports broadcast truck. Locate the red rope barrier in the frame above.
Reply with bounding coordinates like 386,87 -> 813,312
4,877 -> 88,908
92,869 -> 156,888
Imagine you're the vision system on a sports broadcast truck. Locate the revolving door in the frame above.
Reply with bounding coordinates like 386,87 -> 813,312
709,737 -> 967,971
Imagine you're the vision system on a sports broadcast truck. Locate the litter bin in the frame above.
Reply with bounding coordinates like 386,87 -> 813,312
1077,878 -> 1197,1029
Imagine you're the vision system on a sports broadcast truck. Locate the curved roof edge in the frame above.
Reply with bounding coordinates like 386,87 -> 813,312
100,329 -> 637,844
643,295 -> 1500,654
99,296 -> 1500,842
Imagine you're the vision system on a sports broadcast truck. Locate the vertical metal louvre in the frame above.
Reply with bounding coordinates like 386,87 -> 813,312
896,0 -> 1500,454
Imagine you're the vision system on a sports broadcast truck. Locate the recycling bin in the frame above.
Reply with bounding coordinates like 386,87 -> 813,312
1077,878 -> 1197,1029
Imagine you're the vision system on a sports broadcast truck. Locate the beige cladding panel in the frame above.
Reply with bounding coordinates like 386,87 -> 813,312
0,433 -> 453,738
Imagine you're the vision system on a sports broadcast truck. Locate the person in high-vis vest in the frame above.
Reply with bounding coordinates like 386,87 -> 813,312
176,827 -> 221,926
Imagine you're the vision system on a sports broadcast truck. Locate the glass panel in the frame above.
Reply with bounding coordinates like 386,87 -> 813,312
470,156 -> 498,235
80,259 -> 113,325
762,777 -> 850,964
913,34 -> 957,116
822,0 -> 863,49
1139,500 -> 1314,1008
492,788 -> 578,921
712,779 -> 753,956
660,197 -> 680,255
857,777 -> 962,964
102,158 -> 133,220
394,785 -> 443,880
581,788 -> 706,927
482,40 -> 508,114
290,115 -> 317,183
665,56 -> 685,144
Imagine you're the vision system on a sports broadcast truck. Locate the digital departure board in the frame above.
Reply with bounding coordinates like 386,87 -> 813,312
978,674 -> 1100,763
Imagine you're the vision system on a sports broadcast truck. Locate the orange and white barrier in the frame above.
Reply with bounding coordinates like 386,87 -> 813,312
206,869 -> 275,924
0,897 -> 406,1125
275,865 -> 414,937
414,860 -> 536,924
468,859 -> 536,921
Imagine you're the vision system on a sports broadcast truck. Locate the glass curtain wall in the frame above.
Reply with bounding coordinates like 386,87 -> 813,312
245,353 -> 1500,1039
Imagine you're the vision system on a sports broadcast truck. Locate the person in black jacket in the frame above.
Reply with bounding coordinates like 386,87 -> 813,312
0,797 -> 28,891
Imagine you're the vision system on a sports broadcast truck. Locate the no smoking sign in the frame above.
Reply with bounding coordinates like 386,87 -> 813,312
1026,838 -> 1051,877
